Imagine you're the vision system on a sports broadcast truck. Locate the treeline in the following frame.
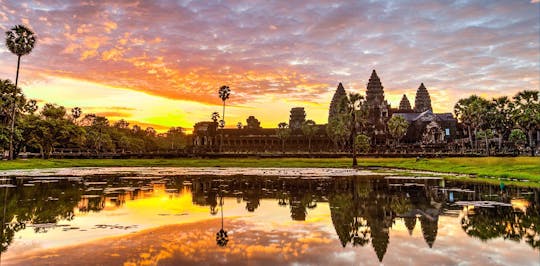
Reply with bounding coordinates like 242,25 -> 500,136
0,79 -> 188,159
454,90 -> 539,156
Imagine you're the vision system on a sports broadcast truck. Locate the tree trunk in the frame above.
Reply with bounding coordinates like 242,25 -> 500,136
498,133 -> 502,153
467,126 -> 473,152
529,130 -> 535,156
9,56 -> 21,160
352,115 -> 357,167
308,138 -> 312,153
485,137 -> 489,156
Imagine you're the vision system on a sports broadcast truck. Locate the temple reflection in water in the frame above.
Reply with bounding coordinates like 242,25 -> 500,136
1,174 -> 539,262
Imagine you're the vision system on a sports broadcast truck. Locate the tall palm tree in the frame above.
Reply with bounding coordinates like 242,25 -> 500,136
218,86 -> 230,153
5,24 -> 36,160
345,93 -> 364,166
218,85 -> 231,127
215,193 -> 228,247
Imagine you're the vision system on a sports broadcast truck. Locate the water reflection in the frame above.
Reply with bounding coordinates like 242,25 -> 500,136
0,173 -> 539,264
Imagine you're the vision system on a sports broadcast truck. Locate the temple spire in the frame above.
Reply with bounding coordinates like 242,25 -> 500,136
414,83 -> 432,112
399,94 -> 412,111
328,82 -> 347,123
366,69 -> 385,108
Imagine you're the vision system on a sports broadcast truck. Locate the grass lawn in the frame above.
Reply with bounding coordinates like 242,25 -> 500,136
1,157 -> 539,184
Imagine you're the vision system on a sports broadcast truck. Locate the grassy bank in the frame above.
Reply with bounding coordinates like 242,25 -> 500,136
1,157 -> 539,183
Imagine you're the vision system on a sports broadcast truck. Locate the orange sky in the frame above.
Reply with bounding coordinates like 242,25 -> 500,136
0,1 -> 539,131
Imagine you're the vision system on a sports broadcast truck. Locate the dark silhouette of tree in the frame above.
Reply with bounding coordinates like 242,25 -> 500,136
512,90 -> 539,156
218,86 -> 230,152
211,112 -> 220,123
276,122 -> 290,153
454,95 -> 491,151
218,86 -> 231,126
301,120 -> 317,153
488,96 -> 514,151
5,24 -> 36,160
387,115 -> 409,149
215,193 -> 229,247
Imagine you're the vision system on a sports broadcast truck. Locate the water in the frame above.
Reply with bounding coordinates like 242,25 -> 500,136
0,168 -> 538,265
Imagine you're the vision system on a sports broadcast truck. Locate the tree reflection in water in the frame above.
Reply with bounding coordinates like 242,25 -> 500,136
0,174 -> 538,263
216,192 -> 229,247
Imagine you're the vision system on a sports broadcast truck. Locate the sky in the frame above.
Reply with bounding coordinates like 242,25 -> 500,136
0,0 -> 539,132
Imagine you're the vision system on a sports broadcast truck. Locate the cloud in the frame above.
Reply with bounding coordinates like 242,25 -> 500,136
0,0 -> 537,126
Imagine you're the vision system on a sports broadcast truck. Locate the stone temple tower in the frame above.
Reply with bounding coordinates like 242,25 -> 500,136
399,94 -> 412,111
289,107 -> 306,131
414,83 -> 432,112
365,70 -> 390,125
328,82 -> 347,123
366,70 -> 385,108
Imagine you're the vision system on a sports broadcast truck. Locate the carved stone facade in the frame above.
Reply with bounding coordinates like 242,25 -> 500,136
414,83 -> 432,112
328,82 -> 347,124
289,107 -> 306,131
192,70 -> 458,152
399,95 -> 412,111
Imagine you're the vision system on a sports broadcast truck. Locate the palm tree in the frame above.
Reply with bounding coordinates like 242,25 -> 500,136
489,97 -> 514,152
211,112 -> 220,123
218,86 -> 230,153
215,193 -> 229,247
5,25 -> 36,160
218,86 -> 231,127
345,93 -> 365,166
387,116 -> 409,149
454,95 -> 490,152
512,90 -> 540,156
301,120 -> 317,153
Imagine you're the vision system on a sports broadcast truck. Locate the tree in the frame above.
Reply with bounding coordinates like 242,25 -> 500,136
218,86 -> 230,153
276,122 -> 290,153
82,114 -> 112,154
387,116 -> 409,149
454,95 -> 490,151
508,129 -> 526,155
218,86 -> 231,127
164,127 -> 186,150
0,79 -> 35,158
326,114 -> 350,152
113,119 -> 130,129
5,24 -> 36,160
512,90 -> 540,156
301,120 -> 317,153
476,129 -> 494,156
488,97 -> 514,152
23,104 -> 82,158
211,112 -> 220,123
71,107 -> 82,123
355,134 -> 371,153
345,93 -> 365,166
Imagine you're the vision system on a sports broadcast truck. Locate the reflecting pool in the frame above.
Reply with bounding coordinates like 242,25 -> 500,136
0,168 -> 538,265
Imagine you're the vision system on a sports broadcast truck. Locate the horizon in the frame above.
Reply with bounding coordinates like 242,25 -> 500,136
1,1 -> 539,132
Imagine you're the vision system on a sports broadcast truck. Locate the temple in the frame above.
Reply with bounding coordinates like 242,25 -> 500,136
414,83 -> 432,112
192,69 -> 458,153
328,82 -> 347,124
399,95 -> 412,111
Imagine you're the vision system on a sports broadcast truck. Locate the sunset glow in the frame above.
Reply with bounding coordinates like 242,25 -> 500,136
0,1 -> 538,131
